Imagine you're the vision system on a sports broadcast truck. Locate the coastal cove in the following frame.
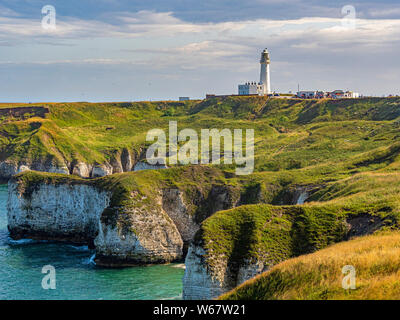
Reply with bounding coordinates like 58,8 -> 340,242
0,184 -> 184,300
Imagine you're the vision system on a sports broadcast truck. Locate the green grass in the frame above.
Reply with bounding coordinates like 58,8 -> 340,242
194,204 -> 349,276
219,231 -> 400,300
2,97 -> 400,177
191,170 -> 400,286
7,96 -> 400,233
5,96 -> 400,297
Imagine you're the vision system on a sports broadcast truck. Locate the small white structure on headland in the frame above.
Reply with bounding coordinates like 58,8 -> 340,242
296,90 -> 360,99
238,82 -> 264,95
238,48 -> 272,96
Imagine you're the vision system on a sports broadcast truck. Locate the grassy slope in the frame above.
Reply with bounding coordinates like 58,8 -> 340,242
194,203 -> 350,276
220,231 -> 400,300
2,97 -> 400,173
0,101 -> 199,164
194,170 -> 400,278
5,97 -> 400,296
6,96 -> 400,234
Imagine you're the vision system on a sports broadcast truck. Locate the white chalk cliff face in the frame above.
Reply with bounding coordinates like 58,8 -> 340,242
91,164 -> 113,178
0,148 -> 158,181
0,160 -> 146,181
94,189 -> 188,266
72,162 -> 92,178
182,244 -> 269,300
293,186 -> 310,205
0,161 -> 72,181
94,186 -> 239,266
162,189 -> 198,245
7,179 -> 185,265
94,203 -> 183,266
0,161 -> 18,180
134,161 -> 168,171
183,245 -> 227,300
7,181 -> 111,244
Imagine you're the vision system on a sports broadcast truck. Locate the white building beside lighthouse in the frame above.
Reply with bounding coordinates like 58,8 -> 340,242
238,48 -> 272,96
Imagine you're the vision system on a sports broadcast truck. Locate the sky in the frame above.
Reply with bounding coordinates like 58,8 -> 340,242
0,0 -> 400,102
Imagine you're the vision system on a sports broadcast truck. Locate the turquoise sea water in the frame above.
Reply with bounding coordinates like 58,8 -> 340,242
0,184 -> 184,300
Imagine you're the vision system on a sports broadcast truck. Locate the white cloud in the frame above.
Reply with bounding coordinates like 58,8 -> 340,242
368,7 -> 400,18
1,9 -> 400,99
1,11 -> 400,48
2,11 -> 400,70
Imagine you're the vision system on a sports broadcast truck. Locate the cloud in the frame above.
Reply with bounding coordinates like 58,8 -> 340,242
368,7 -> 400,18
2,10 -> 400,46
2,10 -> 400,73
1,6 -> 400,100
0,58 -> 145,66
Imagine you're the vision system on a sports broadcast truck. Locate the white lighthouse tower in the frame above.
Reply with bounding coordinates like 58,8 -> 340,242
237,48 -> 272,96
259,48 -> 271,95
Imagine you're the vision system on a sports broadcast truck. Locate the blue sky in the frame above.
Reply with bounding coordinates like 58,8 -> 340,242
0,0 -> 400,102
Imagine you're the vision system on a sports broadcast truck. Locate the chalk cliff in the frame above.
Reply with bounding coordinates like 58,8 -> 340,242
94,189 -> 184,266
7,172 -> 184,264
183,243 -> 270,300
7,181 -> 111,244
0,149 -> 164,181
7,167 -> 240,266
0,160 -> 70,181
182,204 -> 356,300
182,201 -> 394,300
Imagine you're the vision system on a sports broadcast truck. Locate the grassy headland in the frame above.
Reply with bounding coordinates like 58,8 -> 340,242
4,96 -> 400,296
220,231 -> 400,300
1,97 -> 400,174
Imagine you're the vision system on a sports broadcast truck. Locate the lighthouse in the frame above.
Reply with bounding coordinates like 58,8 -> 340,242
259,48 -> 271,95
237,48 -> 272,96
